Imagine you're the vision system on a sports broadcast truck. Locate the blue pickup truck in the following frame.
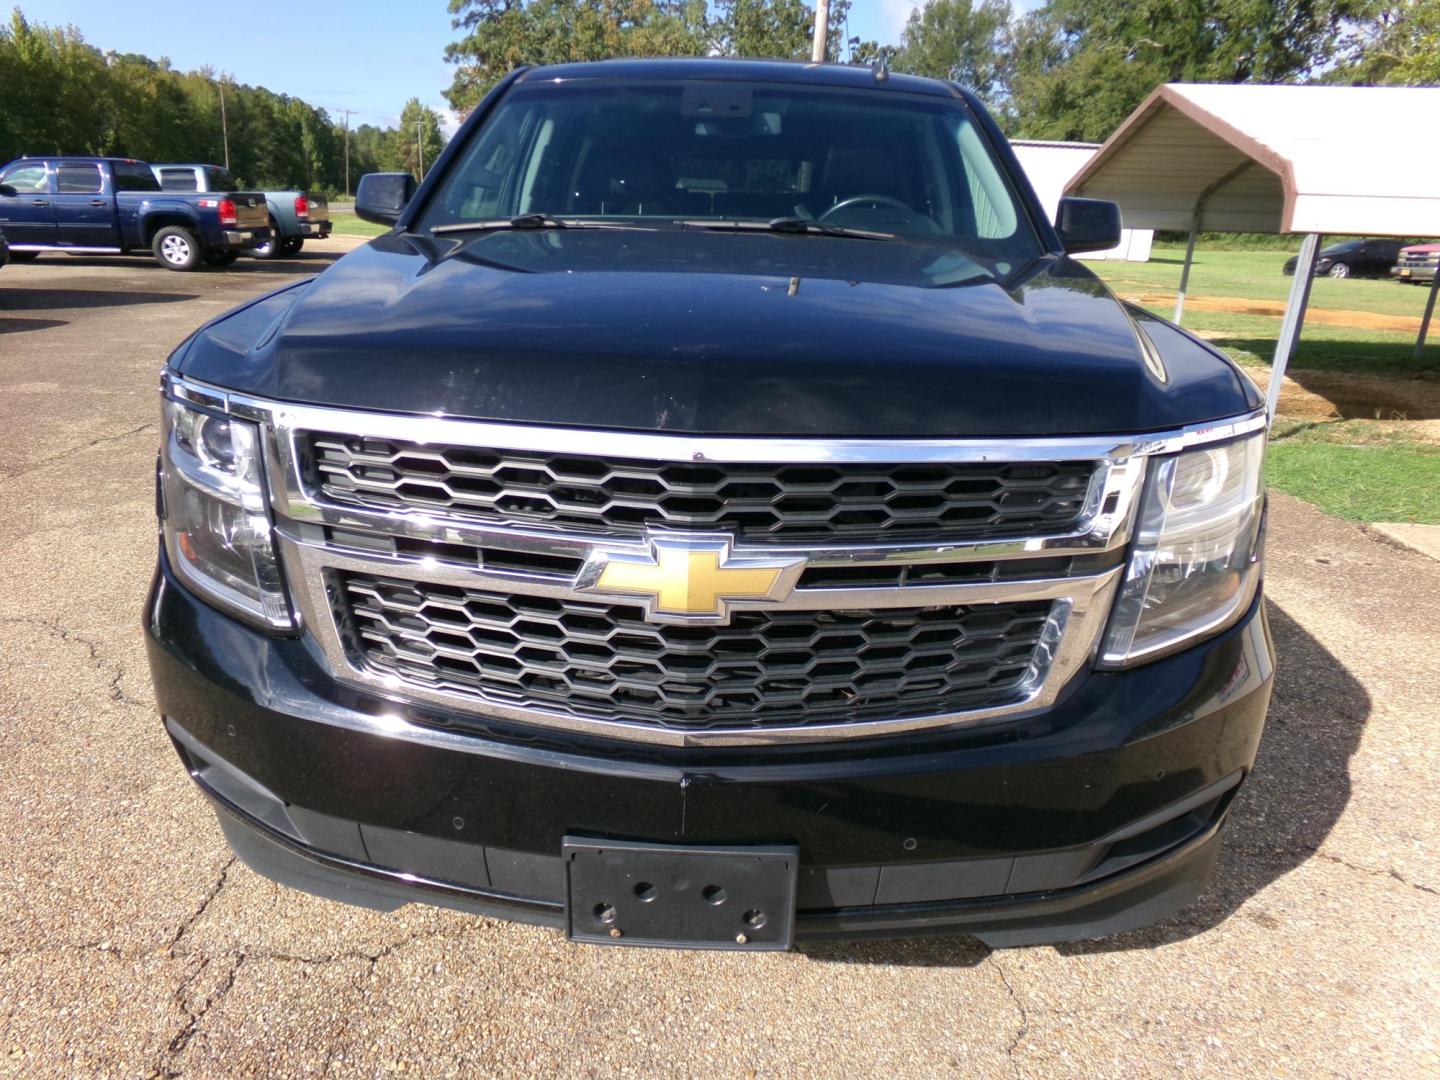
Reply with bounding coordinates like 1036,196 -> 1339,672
0,156 -> 270,271
152,164 -> 332,259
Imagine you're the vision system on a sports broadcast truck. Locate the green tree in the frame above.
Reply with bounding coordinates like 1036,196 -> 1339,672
1329,0 -> 1440,84
398,97 -> 447,179
444,0 -> 709,116
1006,0 -> 1370,141
891,0 -> 1012,98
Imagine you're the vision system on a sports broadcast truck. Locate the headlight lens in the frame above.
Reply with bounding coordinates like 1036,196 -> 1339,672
1101,433 -> 1265,665
160,397 -> 292,628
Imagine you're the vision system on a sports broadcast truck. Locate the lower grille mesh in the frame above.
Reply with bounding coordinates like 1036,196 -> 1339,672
336,572 -> 1051,732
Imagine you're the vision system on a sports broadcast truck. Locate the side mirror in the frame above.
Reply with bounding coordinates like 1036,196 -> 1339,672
355,172 -> 417,227
1056,197 -> 1122,254
0,184 -> 17,198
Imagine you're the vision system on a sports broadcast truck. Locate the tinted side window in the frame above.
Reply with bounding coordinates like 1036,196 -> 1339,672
57,163 -> 103,194
114,163 -> 160,192
1,164 -> 49,193
158,169 -> 199,192
206,168 -> 239,191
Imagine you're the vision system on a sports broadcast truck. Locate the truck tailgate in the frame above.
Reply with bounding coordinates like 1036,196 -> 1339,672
230,193 -> 268,230
302,192 -> 330,224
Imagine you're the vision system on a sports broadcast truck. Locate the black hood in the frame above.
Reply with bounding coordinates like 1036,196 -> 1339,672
177,230 -> 1259,437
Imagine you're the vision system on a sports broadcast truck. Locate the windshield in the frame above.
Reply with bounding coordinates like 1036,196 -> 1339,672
417,80 -> 1044,265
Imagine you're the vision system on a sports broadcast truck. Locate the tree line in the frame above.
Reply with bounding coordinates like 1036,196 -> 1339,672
443,0 -> 1440,140
4,0 -> 1435,192
0,9 -> 446,193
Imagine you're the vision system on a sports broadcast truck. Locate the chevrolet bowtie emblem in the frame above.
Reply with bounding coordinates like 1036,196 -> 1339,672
578,534 -> 805,624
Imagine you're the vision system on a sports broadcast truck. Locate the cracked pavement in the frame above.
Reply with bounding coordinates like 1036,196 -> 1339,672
2,248 -> 1437,1077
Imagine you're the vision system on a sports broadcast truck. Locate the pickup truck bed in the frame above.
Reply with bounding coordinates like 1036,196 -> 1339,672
152,164 -> 331,259
0,156 -> 270,271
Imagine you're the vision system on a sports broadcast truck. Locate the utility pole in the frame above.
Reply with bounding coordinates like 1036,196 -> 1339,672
416,120 -> 425,179
217,78 -> 230,171
343,108 -> 352,198
810,0 -> 830,62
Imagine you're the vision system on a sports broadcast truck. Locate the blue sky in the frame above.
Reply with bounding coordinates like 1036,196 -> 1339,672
19,1 -> 1032,130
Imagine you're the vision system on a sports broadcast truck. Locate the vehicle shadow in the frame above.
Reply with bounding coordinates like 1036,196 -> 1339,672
0,316 -> 68,334
798,601 -> 1366,967
216,249 -> 351,273
1,289 -> 197,311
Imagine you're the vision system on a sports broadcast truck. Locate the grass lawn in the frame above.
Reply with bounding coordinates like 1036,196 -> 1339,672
1267,421 -> 1440,524
1093,246 -> 1434,318
1091,249 -> 1440,523
328,210 -> 391,238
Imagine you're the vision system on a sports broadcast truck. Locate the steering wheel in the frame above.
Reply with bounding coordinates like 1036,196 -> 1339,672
819,194 -> 914,221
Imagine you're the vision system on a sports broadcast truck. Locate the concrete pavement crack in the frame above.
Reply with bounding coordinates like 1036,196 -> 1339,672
148,952 -> 247,1078
0,615 -> 148,708
0,422 -> 156,481
1314,851 -> 1439,897
989,954 -> 1029,1079
165,857 -> 237,954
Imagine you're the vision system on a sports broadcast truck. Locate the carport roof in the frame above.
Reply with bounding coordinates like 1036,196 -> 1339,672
1064,83 -> 1440,236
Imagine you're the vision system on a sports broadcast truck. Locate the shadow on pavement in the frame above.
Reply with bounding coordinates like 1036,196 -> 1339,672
799,601 -> 1367,967
0,316 -> 69,333
2,289 -> 197,311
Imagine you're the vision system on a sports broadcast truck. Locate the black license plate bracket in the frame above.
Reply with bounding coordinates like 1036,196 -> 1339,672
564,837 -> 798,950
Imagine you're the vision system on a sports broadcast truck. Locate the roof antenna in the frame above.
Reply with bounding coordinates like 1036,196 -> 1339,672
871,54 -> 889,82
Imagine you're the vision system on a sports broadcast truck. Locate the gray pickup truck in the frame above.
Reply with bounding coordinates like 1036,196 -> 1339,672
152,164 -> 331,259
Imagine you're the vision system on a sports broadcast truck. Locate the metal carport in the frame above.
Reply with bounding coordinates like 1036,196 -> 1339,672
1063,83 -> 1440,417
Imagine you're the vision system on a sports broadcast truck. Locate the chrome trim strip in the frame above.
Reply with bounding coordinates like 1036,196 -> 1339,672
168,372 -> 1266,463
278,531 -> 1118,612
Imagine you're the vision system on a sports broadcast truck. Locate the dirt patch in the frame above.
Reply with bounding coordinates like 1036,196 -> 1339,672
1124,292 -> 1425,334
1232,362 -> 1440,429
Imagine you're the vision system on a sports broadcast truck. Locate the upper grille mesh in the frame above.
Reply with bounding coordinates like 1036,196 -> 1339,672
306,434 -> 1096,542
338,572 -> 1051,732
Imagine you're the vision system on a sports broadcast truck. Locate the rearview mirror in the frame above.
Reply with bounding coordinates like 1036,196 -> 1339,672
0,184 -> 17,198
355,172 -> 417,227
1056,197 -> 1122,255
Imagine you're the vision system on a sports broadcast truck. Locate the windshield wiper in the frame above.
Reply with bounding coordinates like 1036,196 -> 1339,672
432,214 -> 649,235
676,217 -> 897,242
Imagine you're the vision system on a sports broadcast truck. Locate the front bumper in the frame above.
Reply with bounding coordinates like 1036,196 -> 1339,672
1392,265 -> 1437,283
146,549 -> 1274,947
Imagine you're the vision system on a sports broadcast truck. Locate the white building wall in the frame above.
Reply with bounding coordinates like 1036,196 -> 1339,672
1010,141 -> 1154,262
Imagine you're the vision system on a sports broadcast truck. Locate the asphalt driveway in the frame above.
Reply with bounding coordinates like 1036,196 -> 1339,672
1,244 -> 1436,1077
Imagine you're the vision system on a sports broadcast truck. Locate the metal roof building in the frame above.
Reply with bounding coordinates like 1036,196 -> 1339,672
1010,140 -> 1153,261
1064,83 -> 1440,415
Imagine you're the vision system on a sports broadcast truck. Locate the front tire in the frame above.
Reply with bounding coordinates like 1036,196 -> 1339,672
282,237 -> 304,255
251,220 -> 284,259
1328,262 -> 1350,279
152,226 -> 202,271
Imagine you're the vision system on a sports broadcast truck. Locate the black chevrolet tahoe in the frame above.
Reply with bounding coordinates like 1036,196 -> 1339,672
145,59 -> 1274,951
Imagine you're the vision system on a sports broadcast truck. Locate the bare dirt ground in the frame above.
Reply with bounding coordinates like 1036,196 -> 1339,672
1,248 -> 1437,1078
1123,293 -> 1427,335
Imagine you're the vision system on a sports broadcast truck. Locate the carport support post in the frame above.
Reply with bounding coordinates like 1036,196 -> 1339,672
1416,271 -> 1440,360
1173,218 -> 1199,324
1266,232 -> 1321,421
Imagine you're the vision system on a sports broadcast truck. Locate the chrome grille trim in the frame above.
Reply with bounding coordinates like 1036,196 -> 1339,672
164,372 -> 1265,746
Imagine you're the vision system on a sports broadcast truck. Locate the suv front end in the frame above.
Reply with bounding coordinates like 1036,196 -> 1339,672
144,59 -> 1273,950
147,369 -> 1271,948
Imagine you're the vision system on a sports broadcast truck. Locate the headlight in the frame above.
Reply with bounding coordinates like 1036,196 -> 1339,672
160,396 -> 293,628
1101,433 -> 1265,666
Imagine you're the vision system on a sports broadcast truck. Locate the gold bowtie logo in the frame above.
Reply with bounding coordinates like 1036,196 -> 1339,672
579,535 -> 805,624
